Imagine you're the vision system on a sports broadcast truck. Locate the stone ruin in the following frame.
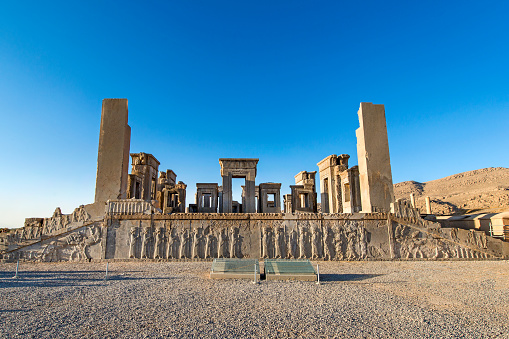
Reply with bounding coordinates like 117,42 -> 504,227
1,99 -> 508,262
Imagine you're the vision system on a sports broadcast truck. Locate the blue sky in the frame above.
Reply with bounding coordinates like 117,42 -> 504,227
1,1 -> 508,228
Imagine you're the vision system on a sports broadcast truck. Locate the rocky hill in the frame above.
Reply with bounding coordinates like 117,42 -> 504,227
394,167 -> 509,215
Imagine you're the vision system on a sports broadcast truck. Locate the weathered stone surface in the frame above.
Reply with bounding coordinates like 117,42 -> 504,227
219,159 -> 258,213
94,99 -> 131,203
356,102 -> 394,213
290,171 -> 317,213
127,152 -> 160,202
3,208 -> 507,262
258,183 -> 281,213
317,155 -> 361,213
196,183 -> 219,213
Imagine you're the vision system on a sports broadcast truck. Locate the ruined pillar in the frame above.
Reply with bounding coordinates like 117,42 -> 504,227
356,102 -> 394,213
221,173 -> 233,213
244,175 -> 256,213
425,196 -> 432,214
410,193 -> 416,209
94,99 -> 131,203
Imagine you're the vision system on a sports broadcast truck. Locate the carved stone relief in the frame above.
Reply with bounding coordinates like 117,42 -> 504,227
3,215 -> 505,262
392,223 -> 494,259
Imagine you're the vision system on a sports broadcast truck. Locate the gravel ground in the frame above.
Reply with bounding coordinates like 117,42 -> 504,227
1,260 -> 509,338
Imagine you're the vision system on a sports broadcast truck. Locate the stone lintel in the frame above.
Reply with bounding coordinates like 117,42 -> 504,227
196,183 -> 219,190
259,182 -> 281,190
219,158 -> 259,177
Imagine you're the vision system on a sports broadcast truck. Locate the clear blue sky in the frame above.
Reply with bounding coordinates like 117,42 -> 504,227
1,1 -> 508,228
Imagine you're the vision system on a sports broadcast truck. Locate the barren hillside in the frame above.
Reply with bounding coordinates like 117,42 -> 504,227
394,167 -> 509,215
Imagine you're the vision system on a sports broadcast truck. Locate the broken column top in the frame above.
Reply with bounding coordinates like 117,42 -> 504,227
294,171 -> 316,184
317,154 -> 350,171
317,155 -> 338,170
130,152 -> 160,169
337,154 -> 350,168
166,170 -> 177,184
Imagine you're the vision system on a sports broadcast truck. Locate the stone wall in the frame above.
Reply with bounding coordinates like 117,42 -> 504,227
2,209 -> 508,262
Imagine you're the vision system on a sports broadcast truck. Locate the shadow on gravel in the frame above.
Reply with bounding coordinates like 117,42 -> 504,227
0,279 -> 105,288
0,270 -> 145,279
0,273 -> 176,288
0,309 -> 31,313
0,270 -> 112,279
320,273 -> 383,282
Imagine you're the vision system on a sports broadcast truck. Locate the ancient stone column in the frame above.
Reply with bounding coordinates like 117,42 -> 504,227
222,173 -> 233,213
94,99 -> 131,203
410,193 -> 416,209
425,196 -> 432,214
243,173 -> 256,213
356,102 -> 394,213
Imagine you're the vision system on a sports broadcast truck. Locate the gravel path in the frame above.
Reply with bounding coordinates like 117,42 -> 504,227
1,260 -> 509,338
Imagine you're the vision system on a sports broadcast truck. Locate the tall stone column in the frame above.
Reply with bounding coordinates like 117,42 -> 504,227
218,187 -> 223,213
356,102 -> 394,213
410,193 -> 416,208
425,196 -> 432,214
320,177 -> 330,213
244,173 -> 256,213
334,174 -> 342,213
222,173 -> 232,213
94,99 -> 131,203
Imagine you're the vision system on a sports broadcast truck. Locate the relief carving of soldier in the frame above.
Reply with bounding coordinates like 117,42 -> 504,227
261,226 -> 271,259
311,226 -> 322,259
192,228 -> 202,259
153,228 -> 163,259
334,228 -> 345,260
204,231 -> 214,259
129,227 -> 138,259
323,227 -> 334,260
229,227 -> 238,258
358,227 -> 368,259
274,227 -> 284,259
180,229 -> 189,259
167,228 -> 179,259
141,227 -> 151,259
345,228 -> 358,260
217,229 -> 227,258
298,225 -> 307,259
286,229 -> 298,259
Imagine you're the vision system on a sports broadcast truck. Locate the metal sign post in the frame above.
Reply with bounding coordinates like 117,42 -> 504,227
252,263 -> 258,284
13,260 -> 19,279
316,264 -> 320,285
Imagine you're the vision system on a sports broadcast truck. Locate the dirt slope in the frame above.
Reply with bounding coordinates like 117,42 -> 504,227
394,167 -> 509,215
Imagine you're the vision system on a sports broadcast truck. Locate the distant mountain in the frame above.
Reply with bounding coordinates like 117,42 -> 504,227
394,167 -> 509,215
